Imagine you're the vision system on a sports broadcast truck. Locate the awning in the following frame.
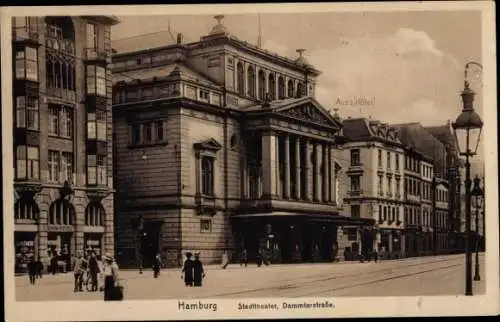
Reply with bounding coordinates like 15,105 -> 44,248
231,212 -> 374,226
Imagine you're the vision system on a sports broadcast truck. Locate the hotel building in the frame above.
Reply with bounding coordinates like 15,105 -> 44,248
12,15 -> 119,272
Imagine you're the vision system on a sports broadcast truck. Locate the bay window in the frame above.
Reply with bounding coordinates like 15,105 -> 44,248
87,154 -> 106,186
85,23 -> 97,50
16,96 -> 39,130
16,145 -> 39,180
87,110 -> 106,141
15,46 -> 38,81
86,65 -> 106,97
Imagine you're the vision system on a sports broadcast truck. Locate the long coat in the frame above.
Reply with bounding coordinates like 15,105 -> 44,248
192,259 -> 205,287
182,260 -> 194,286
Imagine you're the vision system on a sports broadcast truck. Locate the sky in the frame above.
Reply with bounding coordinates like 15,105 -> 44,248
111,11 -> 484,160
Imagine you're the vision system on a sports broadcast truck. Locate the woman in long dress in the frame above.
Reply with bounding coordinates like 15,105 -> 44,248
181,252 -> 194,287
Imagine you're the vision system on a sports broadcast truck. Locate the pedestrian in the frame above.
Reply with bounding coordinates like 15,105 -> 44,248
332,242 -> 339,262
153,253 -> 162,278
102,254 -> 122,301
181,252 -> 194,287
88,252 -> 100,292
50,253 -> 57,275
240,248 -> 247,267
72,253 -> 86,292
221,249 -> 229,269
192,252 -> 205,287
27,257 -> 37,285
256,249 -> 263,267
35,258 -> 43,279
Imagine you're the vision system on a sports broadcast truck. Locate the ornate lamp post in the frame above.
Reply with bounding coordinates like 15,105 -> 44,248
471,176 -> 483,281
452,61 -> 483,296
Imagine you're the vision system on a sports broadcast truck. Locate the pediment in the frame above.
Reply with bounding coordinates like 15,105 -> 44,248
276,99 -> 342,129
193,138 -> 222,151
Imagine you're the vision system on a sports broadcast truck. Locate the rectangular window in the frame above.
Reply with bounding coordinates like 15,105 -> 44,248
201,156 -> 214,196
61,152 -> 73,184
87,112 -> 96,139
155,121 -> 164,142
60,106 -> 73,138
350,176 -> 360,193
15,47 -> 38,81
87,154 -> 97,185
16,96 -> 26,128
395,155 -> 400,171
200,219 -> 212,233
25,96 -> 39,130
97,155 -> 106,185
86,66 -> 106,97
131,124 -> 141,145
97,109 -> 107,141
387,177 -> 392,195
387,151 -> 391,170
85,23 -> 97,49
378,149 -> 382,167
350,149 -> 360,166
48,105 -> 59,135
16,146 -> 27,179
351,205 -> 360,218
378,175 -> 383,194
27,146 -> 39,180
48,150 -> 59,182
143,122 -> 152,144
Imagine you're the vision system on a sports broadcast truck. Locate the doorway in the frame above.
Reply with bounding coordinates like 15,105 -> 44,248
140,221 -> 161,268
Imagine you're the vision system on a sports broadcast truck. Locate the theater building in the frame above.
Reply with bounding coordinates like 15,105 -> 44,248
341,118 -> 406,259
11,15 -> 119,272
111,16 -> 374,267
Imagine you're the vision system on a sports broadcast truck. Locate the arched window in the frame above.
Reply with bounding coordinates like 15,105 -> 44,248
258,70 -> 266,100
247,66 -> 256,97
287,80 -> 294,98
296,82 -> 304,98
278,76 -> 285,99
236,63 -> 244,96
85,202 -> 105,226
268,73 -> 276,100
49,199 -> 74,225
201,156 -> 214,196
14,196 -> 39,221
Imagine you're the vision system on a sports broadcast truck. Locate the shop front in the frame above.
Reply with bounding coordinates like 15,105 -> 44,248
84,233 -> 103,257
14,231 -> 37,274
47,228 -> 73,272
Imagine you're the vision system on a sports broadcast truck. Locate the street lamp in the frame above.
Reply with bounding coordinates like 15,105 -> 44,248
471,175 -> 483,281
452,61 -> 483,296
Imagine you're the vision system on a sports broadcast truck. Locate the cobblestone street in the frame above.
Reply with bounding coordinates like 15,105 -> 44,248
15,253 -> 486,301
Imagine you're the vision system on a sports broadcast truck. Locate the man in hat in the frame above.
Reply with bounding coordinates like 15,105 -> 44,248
192,252 -> 205,287
73,253 -> 86,292
181,252 -> 194,287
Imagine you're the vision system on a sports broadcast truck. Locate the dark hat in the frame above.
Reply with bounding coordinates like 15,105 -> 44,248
185,252 -> 193,257
194,252 -> 200,257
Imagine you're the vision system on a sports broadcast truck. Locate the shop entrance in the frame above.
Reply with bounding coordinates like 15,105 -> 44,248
47,233 -> 72,272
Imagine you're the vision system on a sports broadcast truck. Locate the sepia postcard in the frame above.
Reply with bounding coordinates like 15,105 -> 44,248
1,2 -> 499,321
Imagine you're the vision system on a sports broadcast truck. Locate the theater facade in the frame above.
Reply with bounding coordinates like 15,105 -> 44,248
112,16 -> 374,267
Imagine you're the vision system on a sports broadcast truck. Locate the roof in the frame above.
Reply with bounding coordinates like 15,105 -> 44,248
113,63 -> 220,88
342,117 -> 401,145
392,122 -> 448,176
112,29 -> 178,54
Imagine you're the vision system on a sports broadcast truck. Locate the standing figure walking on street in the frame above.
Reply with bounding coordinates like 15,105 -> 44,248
240,248 -> 247,267
28,257 -> 37,285
153,253 -> 162,278
35,258 -> 43,279
103,254 -> 122,301
221,249 -> 229,269
193,252 -> 205,287
88,252 -> 100,292
181,252 -> 194,287
73,253 -> 86,292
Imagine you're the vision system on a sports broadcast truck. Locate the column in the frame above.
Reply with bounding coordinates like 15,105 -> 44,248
295,137 -> 301,200
283,134 -> 291,199
315,143 -> 322,201
275,73 -> 280,99
388,231 -> 393,253
254,65 -> 259,100
243,62 -> 248,96
305,139 -> 313,200
323,143 -> 330,202
241,150 -> 248,199
261,131 -> 278,198
329,145 -> 336,203
264,71 -> 269,97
